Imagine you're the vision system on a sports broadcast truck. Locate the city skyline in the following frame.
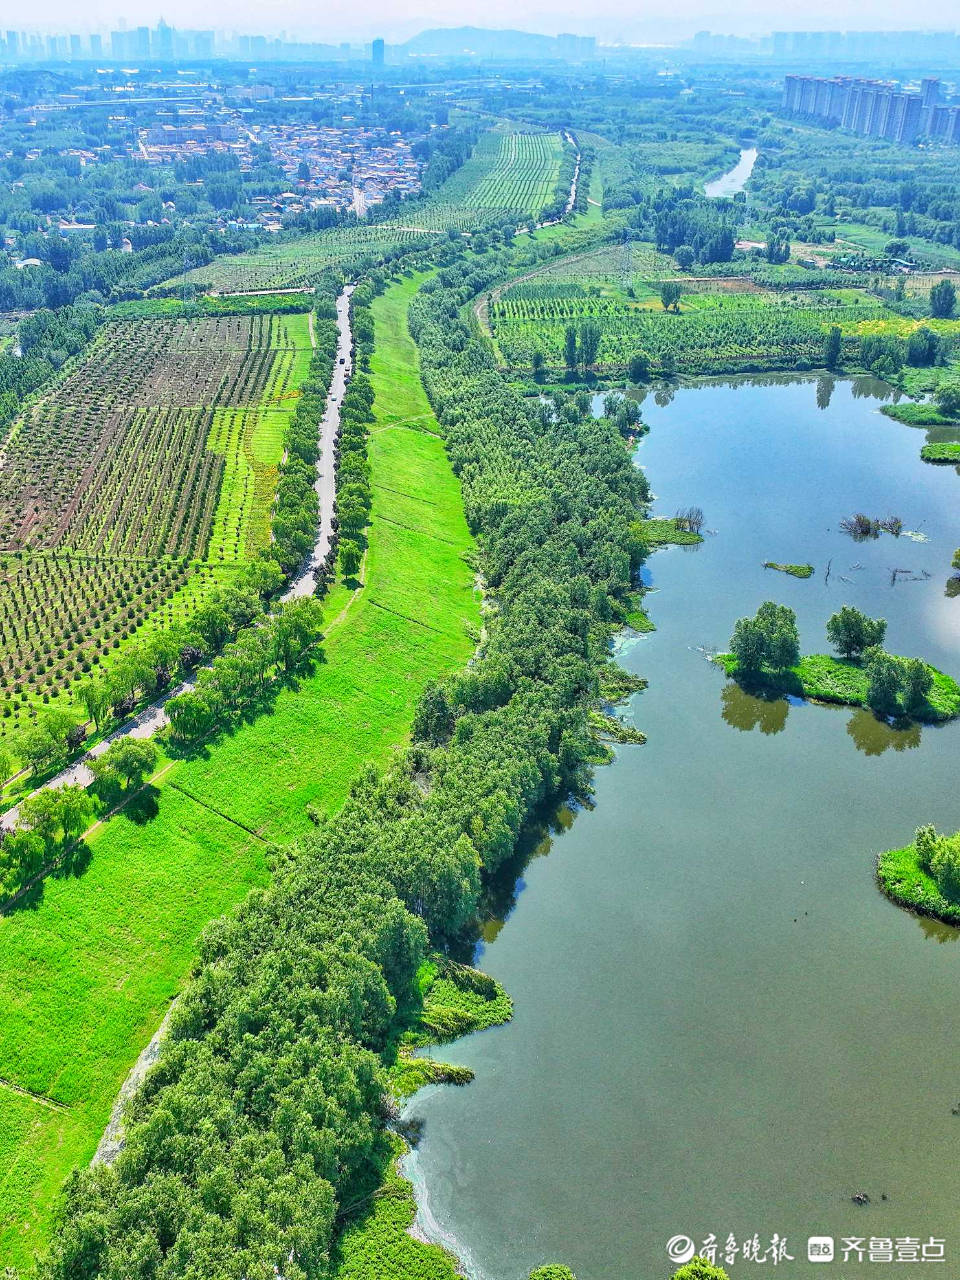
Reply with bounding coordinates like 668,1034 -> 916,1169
6,4 -> 960,45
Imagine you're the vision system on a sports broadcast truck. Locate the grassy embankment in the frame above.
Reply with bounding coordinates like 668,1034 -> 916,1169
0,275 -> 479,1272
715,652 -> 960,723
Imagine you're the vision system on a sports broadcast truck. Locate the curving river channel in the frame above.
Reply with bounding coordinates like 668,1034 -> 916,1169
705,147 -> 758,198
405,374 -> 960,1279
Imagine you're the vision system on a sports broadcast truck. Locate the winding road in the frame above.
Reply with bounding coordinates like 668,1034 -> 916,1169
1,285 -> 355,830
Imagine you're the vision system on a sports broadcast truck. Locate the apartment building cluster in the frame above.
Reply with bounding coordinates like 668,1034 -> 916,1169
782,75 -> 960,144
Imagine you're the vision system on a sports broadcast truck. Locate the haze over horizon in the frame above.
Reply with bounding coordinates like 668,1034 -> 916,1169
10,1 -> 960,45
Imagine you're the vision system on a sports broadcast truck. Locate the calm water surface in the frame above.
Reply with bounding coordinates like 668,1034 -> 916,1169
705,147 -> 758,198
405,376 -> 960,1280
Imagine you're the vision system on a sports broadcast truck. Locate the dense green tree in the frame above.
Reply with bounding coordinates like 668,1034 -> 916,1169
628,351 -> 650,382
906,326 -> 941,367
340,539 -> 362,579
563,324 -> 578,369
935,379 -> 960,419
930,278 -> 956,319
578,321 -> 601,369
729,616 -> 766,673
865,649 -> 903,717
930,832 -> 960,900
90,738 -> 158,791
19,784 -> 91,846
901,657 -> 932,715
674,245 -> 695,270
730,601 -> 799,672
826,606 -> 887,659
673,1259 -> 731,1280
823,324 -> 842,370
660,281 -> 682,312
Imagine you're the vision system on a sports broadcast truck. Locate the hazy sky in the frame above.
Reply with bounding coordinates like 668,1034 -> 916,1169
14,0 -> 960,44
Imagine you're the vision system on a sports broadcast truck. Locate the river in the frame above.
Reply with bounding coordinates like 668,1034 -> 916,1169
705,147 -> 758,198
404,375 -> 960,1279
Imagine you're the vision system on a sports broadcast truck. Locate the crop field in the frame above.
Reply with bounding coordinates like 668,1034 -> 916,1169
163,224 -> 435,294
528,241 -> 682,283
432,129 -> 565,219
489,283 -> 894,372
0,273 -> 479,1271
162,131 -> 566,294
0,312 -> 312,745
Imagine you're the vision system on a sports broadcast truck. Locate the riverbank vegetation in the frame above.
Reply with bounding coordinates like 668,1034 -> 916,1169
920,442 -> 960,464
877,825 -> 960,926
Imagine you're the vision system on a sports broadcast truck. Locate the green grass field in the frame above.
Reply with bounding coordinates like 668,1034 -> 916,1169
0,274 -> 478,1272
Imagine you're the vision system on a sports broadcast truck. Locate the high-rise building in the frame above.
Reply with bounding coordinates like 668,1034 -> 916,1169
371,37 -> 385,68
153,20 -> 174,59
920,77 -> 940,109
5,31 -> 19,57
89,33 -> 102,57
783,74 -> 948,146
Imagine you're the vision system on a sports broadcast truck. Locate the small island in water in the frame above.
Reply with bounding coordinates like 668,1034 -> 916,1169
715,602 -> 960,724
877,825 -> 960,925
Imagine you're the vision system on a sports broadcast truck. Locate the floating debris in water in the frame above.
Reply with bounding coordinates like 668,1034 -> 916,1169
902,530 -> 929,543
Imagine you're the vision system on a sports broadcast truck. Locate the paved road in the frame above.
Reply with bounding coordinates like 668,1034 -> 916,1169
283,284 -> 354,599
1,285 -> 355,830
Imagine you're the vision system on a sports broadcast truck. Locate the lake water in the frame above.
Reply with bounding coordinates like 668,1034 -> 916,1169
705,147 -> 758,198
404,376 -> 960,1280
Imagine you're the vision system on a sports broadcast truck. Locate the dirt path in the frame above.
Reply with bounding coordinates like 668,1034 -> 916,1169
1,286 -> 355,831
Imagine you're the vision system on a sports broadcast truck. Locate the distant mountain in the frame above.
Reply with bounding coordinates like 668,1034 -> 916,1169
401,27 -> 567,60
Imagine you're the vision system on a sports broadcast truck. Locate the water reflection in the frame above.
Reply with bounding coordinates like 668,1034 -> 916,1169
720,683 -> 789,735
851,375 -> 898,401
945,576 -> 960,600
816,375 -> 835,411
476,804 -> 576,949
846,707 -> 922,755
914,915 -> 960,944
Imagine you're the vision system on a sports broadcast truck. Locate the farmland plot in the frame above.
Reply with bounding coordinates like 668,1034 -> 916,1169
489,285 -> 892,373
164,225 -> 431,294
0,312 -> 313,745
